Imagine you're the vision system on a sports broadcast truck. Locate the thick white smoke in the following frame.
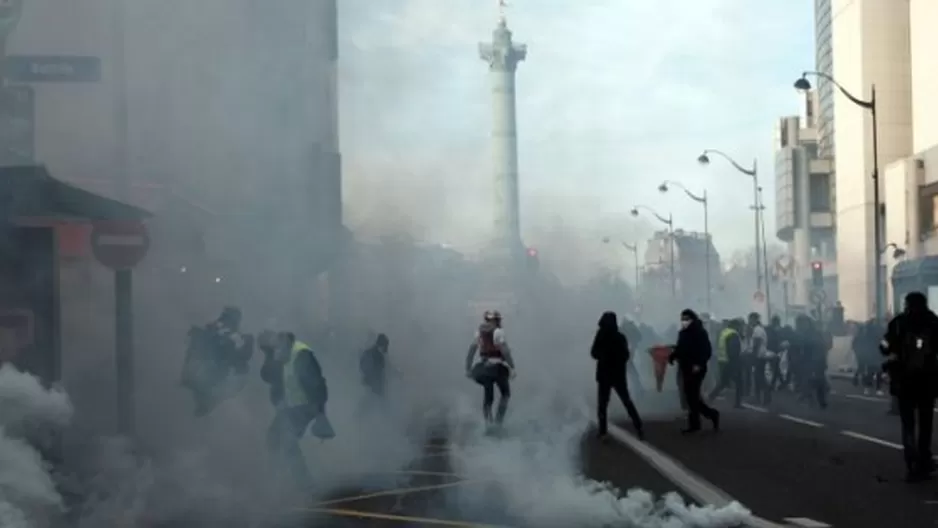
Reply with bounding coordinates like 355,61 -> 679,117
444,386 -> 753,527
0,365 -> 73,528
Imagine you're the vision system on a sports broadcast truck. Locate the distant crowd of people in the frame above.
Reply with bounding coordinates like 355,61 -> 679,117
175,290 -> 938,489
588,291 -> 938,483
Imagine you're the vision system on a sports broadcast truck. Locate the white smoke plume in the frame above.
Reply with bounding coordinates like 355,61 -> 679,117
441,375 -> 752,527
0,365 -> 73,528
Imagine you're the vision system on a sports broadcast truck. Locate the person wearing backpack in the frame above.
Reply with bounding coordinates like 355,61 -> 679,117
466,310 -> 516,432
882,291 -> 938,482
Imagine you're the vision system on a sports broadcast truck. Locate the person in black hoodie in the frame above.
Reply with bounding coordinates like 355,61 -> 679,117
591,311 -> 644,440
670,309 -> 720,434
882,291 -> 938,482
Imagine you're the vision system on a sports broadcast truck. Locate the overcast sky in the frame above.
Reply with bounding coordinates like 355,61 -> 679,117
338,0 -> 814,272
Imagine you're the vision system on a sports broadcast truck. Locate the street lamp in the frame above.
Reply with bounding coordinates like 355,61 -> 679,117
603,237 -> 641,292
697,149 -> 771,316
757,186 -> 770,309
630,205 -> 675,297
659,180 -> 711,313
795,70 -> 881,321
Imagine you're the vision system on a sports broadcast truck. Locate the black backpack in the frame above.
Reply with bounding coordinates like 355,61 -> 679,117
901,328 -> 934,374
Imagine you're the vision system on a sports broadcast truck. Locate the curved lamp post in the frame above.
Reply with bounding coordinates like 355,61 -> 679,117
631,205 -> 675,297
659,181 -> 711,313
795,70 -> 881,321
603,238 -> 641,297
697,149 -> 771,316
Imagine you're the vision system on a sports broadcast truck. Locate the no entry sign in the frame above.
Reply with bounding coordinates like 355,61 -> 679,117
91,221 -> 150,270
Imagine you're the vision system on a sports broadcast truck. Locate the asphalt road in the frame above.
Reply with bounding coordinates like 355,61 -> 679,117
615,378 -> 938,528
264,426 -> 698,528
255,376 -> 938,528
256,412 -> 708,528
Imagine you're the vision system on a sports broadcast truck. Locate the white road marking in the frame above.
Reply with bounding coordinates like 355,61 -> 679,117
842,393 -> 938,413
841,430 -> 902,449
845,394 -> 886,403
778,414 -> 824,428
605,424 -> 788,528
783,517 -> 832,527
742,403 -> 769,413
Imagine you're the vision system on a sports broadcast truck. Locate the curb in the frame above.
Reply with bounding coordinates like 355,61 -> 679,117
604,423 -> 789,528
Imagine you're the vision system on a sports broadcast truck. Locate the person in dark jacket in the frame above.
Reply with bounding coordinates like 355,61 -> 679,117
793,315 -> 828,409
670,309 -> 720,433
359,333 -> 395,417
181,306 -> 252,416
882,292 -> 938,482
591,311 -> 644,440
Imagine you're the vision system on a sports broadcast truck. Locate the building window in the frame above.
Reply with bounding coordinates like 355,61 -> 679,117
803,141 -> 818,160
810,173 -> 831,212
919,184 -> 938,236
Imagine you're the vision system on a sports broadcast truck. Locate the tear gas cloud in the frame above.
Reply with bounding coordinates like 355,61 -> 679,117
0,366 -> 71,528
1,1 -> 762,526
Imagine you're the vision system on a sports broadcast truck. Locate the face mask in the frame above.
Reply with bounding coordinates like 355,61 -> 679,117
680,319 -> 691,329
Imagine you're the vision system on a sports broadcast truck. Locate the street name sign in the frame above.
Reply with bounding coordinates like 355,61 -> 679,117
4,55 -> 101,83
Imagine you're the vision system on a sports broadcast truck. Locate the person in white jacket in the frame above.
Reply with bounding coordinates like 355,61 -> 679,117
747,312 -> 772,405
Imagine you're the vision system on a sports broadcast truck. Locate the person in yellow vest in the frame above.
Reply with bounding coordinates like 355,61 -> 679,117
267,332 -> 331,490
707,319 -> 744,408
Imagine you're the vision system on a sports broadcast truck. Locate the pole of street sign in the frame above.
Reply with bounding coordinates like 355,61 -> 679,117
109,0 -> 134,438
91,221 -> 150,438
115,268 -> 134,436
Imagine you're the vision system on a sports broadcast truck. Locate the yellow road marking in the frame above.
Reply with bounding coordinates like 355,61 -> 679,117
316,480 -> 480,507
304,507 -> 508,527
382,469 -> 466,479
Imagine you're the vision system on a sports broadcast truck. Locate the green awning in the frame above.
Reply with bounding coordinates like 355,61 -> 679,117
0,165 -> 151,221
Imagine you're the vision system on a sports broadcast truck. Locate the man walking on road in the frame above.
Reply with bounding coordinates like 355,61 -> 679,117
592,311 -> 644,440
882,292 -> 938,482
794,315 -> 828,409
746,312 -> 771,405
670,309 -> 720,434
708,318 -> 744,408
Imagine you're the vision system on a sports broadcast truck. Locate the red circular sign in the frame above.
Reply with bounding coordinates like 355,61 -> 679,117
90,221 -> 150,270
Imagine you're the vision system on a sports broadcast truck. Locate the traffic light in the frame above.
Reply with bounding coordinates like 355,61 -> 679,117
811,261 -> 823,289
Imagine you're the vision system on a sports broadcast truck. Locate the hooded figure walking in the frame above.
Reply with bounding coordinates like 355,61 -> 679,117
882,291 -> 938,481
670,309 -> 720,434
591,311 -> 644,441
